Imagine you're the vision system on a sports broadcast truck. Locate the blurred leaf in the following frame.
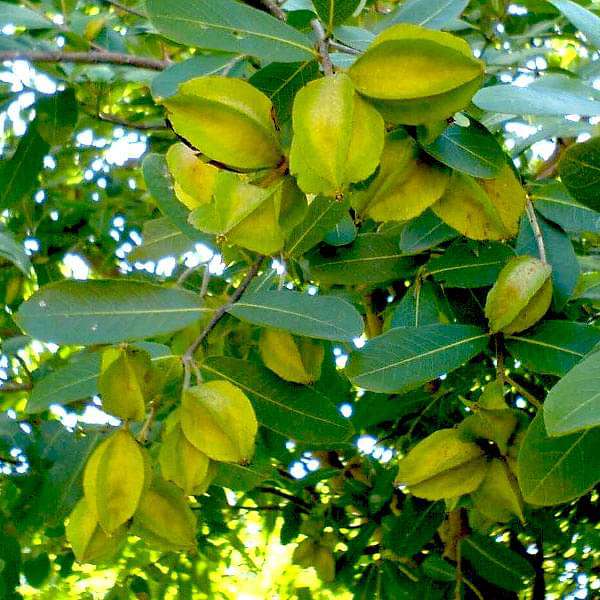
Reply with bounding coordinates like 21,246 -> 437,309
376,0 -> 469,31
129,217 -> 196,262
0,1 -> 56,29
547,0 -> 600,47
558,136 -> 600,212
0,229 -> 31,275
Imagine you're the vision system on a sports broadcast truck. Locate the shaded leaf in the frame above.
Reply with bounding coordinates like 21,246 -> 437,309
558,136 -> 600,211
398,209 -> 458,254
0,229 -> 32,275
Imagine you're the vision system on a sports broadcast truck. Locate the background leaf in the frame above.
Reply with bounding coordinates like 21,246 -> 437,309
558,136 -> 600,211
0,229 -> 31,275
313,0 -> 361,32
376,0 -> 469,31
547,0 -> 600,48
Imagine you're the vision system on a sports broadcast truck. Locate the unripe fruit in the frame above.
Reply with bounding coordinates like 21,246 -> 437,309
292,539 -> 335,582
485,255 -> 552,334
181,380 -> 258,464
83,429 -> 146,533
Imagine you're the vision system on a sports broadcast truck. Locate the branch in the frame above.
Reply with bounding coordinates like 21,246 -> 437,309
182,256 -> 264,365
102,0 -> 146,18
97,112 -> 168,130
525,199 -> 548,265
261,0 -> 287,20
504,374 -> 542,409
328,40 -> 361,55
256,486 -> 312,510
137,397 -> 160,444
0,382 -> 32,393
310,19 -> 334,76
0,50 -> 169,71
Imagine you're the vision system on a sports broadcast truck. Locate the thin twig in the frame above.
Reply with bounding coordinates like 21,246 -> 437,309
137,397 -> 160,444
0,51 -> 169,71
525,199 -> 547,265
178,263 -> 206,286
261,0 -> 287,20
0,382 -> 32,393
504,374 -> 542,409
310,19 -> 334,76
0,455 -> 20,465
256,486 -> 312,510
182,256 -> 264,365
328,40 -> 361,55
102,0 -> 146,18
463,576 -> 485,600
97,113 -> 167,130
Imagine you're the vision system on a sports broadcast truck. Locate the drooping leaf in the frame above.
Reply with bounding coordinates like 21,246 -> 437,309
505,320 -> 600,377
346,324 -> 489,393
547,0 -> 600,48
228,289 -> 363,341
544,350 -> 600,436
146,0 -> 315,63
16,280 -> 211,345
35,89 -> 78,145
558,136 -> 600,212
129,217 -> 197,262
518,412 -> 600,505
201,357 -> 353,444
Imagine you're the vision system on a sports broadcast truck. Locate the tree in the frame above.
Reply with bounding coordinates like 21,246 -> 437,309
0,0 -> 599,597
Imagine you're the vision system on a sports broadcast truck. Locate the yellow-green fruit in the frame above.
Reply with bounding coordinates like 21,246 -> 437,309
259,329 -> 324,384
471,459 -> 525,523
478,380 -> 508,410
132,479 -> 197,552
485,255 -> 552,334
98,346 -> 151,421
289,72 -> 384,196
293,539 -> 316,568
159,423 -> 212,496
351,130 -> 449,222
459,410 -> 518,455
292,540 -> 335,582
160,76 -> 282,170
181,380 -> 258,464
349,24 -> 484,124
66,497 -> 126,564
396,429 -> 488,500
166,142 -> 218,209
83,429 -> 146,533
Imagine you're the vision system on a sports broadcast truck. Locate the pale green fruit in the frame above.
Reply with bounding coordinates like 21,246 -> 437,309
161,76 -> 282,170
478,380 -> 508,411
83,429 -> 145,533
181,380 -> 258,464
485,255 -> 552,333
132,479 -> 197,552
289,72 -> 384,196
98,346 -> 151,421
459,410 -> 518,455
259,329 -> 324,384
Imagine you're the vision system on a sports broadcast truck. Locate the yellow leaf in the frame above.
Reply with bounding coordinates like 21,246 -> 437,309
181,381 -> 258,464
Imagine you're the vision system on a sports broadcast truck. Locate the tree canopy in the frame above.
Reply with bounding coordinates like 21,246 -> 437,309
0,0 -> 599,598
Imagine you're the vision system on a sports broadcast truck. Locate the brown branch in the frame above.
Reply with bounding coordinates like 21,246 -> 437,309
256,486 -> 312,510
261,0 -> 287,20
504,374 -> 542,409
182,256 -> 264,365
97,113 -> 168,130
0,382 -> 32,393
0,51 -> 169,71
102,0 -> 146,18
310,19 -> 334,76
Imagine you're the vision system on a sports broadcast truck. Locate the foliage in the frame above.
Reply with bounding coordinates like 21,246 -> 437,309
0,1 -> 599,599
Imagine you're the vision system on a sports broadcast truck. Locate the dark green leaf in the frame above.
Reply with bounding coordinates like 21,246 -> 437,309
505,320 -> 600,377
0,228 -> 32,275
16,280 -> 211,345
129,217 -> 196,262
35,89 -> 78,145
213,460 -> 274,491
346,324 -> 489,393
351,389 -> 432,429
201,357 -> 353,444
146,0 -> 315,63
313,0 -> 361,32
228,289 -> 363,341
422,555 -> 455,582
558,136 -> 600,211
398,210 -> 458,255
391,281 -> 447,328
324,213 -> 357,246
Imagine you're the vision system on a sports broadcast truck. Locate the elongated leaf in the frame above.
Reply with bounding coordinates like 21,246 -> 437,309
391,281 -> 447,328
547,0 -> 600,48
461,534 -> 535,591
308,233 -> 416,285
346,324 -> 489,393
313,0 -> 361,32
505,321 -> 600,377
201,357 -> 353,444
558,136 -> 600,211
420,120 -> 506,179
146,0 -> 315,63
129,217 -> 196,262
0,124 -> 49,210
544,350 -> 600,436
214,460 -> 274,491
427,241 -> 514,288
285,197 -> 349,257
228,289 -> 363,341
16,280 -> 211,345
0,229 -> 31,275
0,1 -> 55,29
398,209 -> 458,254
518,412 -> 600,505
377,0 -> 469,31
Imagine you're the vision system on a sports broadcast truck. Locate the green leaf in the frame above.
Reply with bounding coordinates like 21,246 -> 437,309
376,0 -> 469,31
0,1 -> 56,29
516,211 -> 580,310
285,196 -> 349,257
16,280 -> 211,345
35,89 -> 78,145
419,120 -> 506,179
228,289 -> 363,341
547,0 -> 600,48
391,281 -> 447,328
146,0 -> 315,63
151,55 -> 237,99
249,60 -> 320,125
426,241 -> 514,288
544,350 -> 600,436
346,324 -> 488,393
531,181 -> 600,234
398,209 -> 458,254
142,154 -> 203,240
518,412 -> 600,505
558,136 -> 600,212
324,213 -> 357,246
0,228 -> 32,275
505,321 -> 600,377
0,123 -> 49,210
307,233 -> 416,285
461,534 -> 535,591
313,0 -> 361,32
422,555 -> 455,582
214,460 -> 274,491
129,217 -> 197,262
201,357 -> 353,444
